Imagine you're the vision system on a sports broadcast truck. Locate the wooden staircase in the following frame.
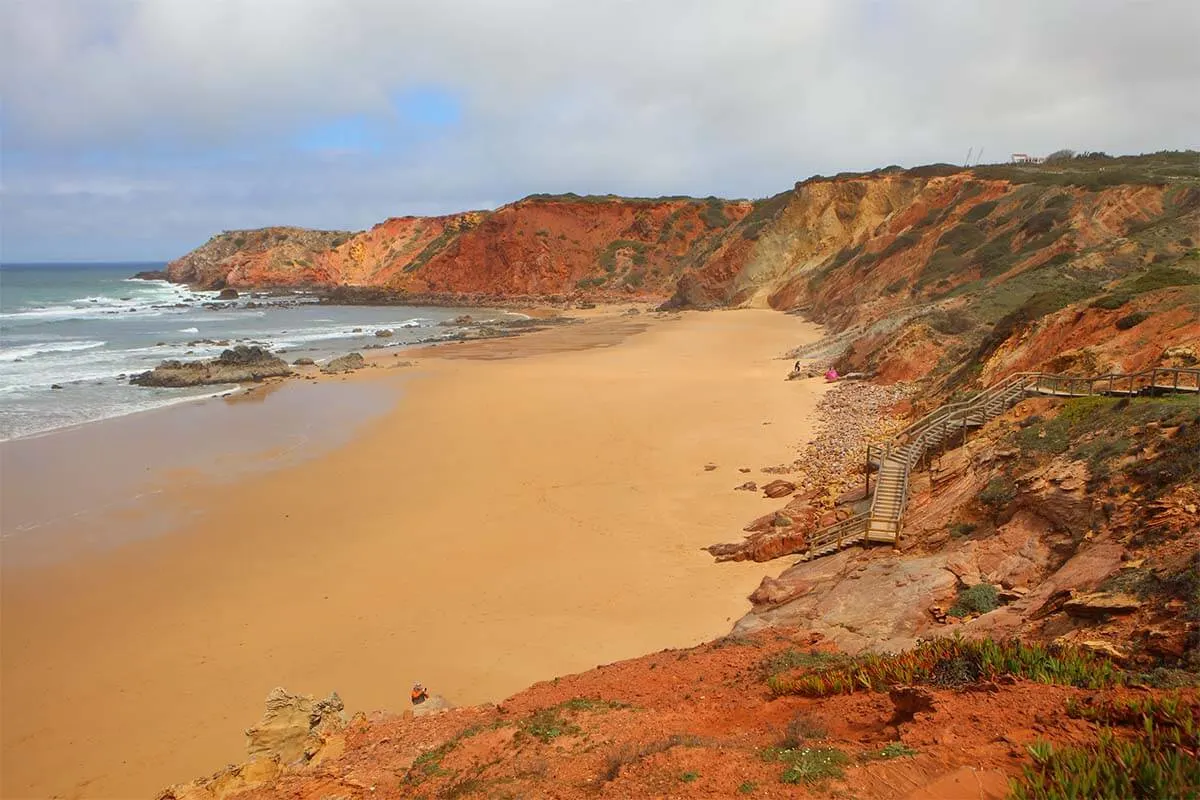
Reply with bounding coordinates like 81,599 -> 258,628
795,366 -> 1199,562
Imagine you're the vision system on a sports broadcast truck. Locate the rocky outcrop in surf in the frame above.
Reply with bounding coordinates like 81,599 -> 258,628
130,346 -> 292,387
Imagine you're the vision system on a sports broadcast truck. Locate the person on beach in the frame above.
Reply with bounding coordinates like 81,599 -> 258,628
411,682 -> 428,705
825,367 -> 840,382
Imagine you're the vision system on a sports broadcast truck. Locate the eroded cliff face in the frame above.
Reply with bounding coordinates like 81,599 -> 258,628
170,197 -> 753,300
166,227 -> 353,288
168,158 -> 1199,388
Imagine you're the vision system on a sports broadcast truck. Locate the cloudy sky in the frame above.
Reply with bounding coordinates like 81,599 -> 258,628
2,0 -> 1196,262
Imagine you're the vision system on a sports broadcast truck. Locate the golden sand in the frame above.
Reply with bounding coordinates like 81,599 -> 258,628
1,308 -> 826,798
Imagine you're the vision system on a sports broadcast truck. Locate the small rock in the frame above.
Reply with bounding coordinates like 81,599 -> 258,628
50,383 -> 63,390
217,288 -> 239,300
704,464 -> 718,472
997,587 -> 1027,603
292,358 -> 316,366
735,481 -> 758,492
1076,640 -> 1130,663
374,329 -> 394,338
739,467 -> 751,473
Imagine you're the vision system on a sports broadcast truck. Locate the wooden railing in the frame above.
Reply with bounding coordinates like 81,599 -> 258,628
796,365 -> 1199,562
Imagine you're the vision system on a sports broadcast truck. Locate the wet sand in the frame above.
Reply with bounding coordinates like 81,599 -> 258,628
1,308 -> 826,799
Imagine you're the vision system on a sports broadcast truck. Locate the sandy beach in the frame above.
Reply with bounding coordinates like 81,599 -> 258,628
1,307 -> 826,799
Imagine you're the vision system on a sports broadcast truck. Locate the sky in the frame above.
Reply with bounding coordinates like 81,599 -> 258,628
1,0 -> 1197,262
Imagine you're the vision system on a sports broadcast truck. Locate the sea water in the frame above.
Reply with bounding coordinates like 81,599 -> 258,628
0,262 -> 501,440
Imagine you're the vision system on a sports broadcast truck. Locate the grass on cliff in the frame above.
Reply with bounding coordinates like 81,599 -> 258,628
762,745 -> 851,785
768,637 -> 1125,698
1010,693 -> 1200,800
973,150 -> 1200,189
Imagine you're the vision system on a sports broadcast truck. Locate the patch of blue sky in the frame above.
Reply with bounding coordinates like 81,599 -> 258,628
391,86 -> 463,127
293,114 -> 384,154
291,86 -> 462,155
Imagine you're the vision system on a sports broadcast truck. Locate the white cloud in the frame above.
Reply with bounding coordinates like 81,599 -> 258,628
1,0 -> 1197,260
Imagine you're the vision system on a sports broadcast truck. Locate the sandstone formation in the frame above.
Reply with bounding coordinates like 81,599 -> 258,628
244,687 -> 345,764
131,346 -> 291,387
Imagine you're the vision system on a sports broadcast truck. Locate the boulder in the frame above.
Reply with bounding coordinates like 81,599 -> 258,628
132,269 -> 169,281
374,329 -> 394,337
889,685 -> 936,724
411,694 -> 455,718
292,357 -> 315,366
762,479 -> 797,499
217,288 -> 239,300
749,576 -> 797,606
320,353 -> 366,374
131,346 -> 291,387
245,687 -> 344,764
439,315 -> 475,327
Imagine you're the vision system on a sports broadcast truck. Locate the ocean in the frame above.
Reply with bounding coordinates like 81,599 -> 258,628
0,262 -> 500,440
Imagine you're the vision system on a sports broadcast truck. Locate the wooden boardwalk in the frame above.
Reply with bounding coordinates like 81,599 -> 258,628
796,366 -> 1200,562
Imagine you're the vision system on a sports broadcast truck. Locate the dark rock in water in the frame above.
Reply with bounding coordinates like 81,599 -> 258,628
217,288 -> 239,300
374,329 -> 394,337
351,327 -> 363,333
50,384 -> 63,390
320,353 -> 366,374
245,301 -> 260,309
131,345 -> 291,387
132,269 -> 168,281
439,315 -> 475,327
292,357 -> 316,366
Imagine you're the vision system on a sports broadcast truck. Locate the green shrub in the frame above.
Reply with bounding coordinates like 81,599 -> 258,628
521,708 -> 579,742
558,697 -> 631,712
948,521 -> 977,537
679,771 -> 700,783
598,239 -> 647,273
780,712 -> 827,749
963,200 -> 999,223
738,780 -> 757,794
885,277 -> 909,294
880,231 -> 922,259
937,223 -> 987,254
763,746 -> 850,785
1021,209 -> 1066,237
770,637 -> 1125,698
701,198 -> 731,228
760,649 -> 848,680
918,248 -> 966,288
1011,696 -> 1199,800
948,583 -> 999,617
979,476 -> 1017,507
1044,193 -> 1073,208
926,308 -> 975,334
1090,294 -> 1130,310
864,742 -> 918,760
1123,265 -> 1200,294
1115,311 -> 1151,330
1015,417 -> 1071,454
973,232 -> 1016,275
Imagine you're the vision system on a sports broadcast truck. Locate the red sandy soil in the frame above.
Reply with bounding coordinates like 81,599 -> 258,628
169,628 -> 1197,800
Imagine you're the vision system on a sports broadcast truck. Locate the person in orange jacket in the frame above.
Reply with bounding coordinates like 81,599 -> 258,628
411,682 -> 428,705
